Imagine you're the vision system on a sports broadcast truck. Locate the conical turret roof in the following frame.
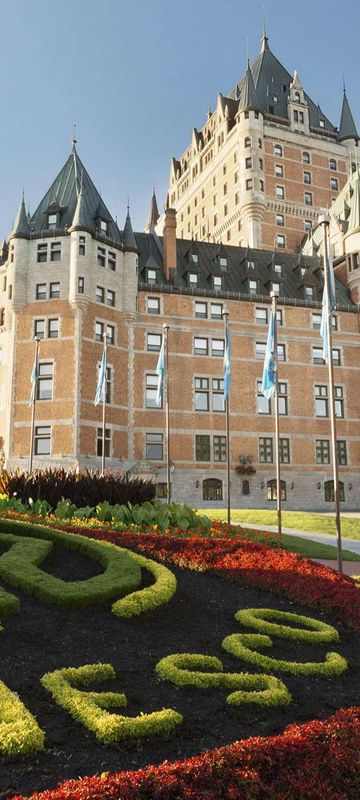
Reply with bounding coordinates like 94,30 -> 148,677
70,178 -> 93,231
10,192 -> 30,239
122,208 -> 138,251
145,189 -> 160,232
339,89 -> 359,142
238,62 -> 261,113
29,145 -> 121,242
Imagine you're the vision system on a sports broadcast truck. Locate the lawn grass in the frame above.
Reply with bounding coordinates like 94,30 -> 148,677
277,533 -> 360,562
205,509 -> 360,540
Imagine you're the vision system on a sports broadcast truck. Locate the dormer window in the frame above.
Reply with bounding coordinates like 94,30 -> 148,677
219,256 -> 228,270
274,264 -> 282,274
249,279 -> 257,296
247,260 -> 255,269
47,213 -> 57,230
147,269 -> 156,284
294,91 -> 301,102
272,282 -> 280,294
300,266 -> 306,277
191,253 -> 199,264
305,286 -> 313,299
189,273 -> 198,286
100,219 -> 108,234
213,276 -> 222,290
319,119 -> 325,128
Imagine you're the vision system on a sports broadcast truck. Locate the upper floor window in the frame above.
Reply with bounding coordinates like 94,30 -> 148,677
244,136 -> 251,147
211,338 -> 224,357
319,119 -> 325,128
213,276 -> 222,290
315,384 -> 328,417
245,157 -> 252,169
34,319 -> 45,339
50,242 -> 61,261
211,302 -> 223,319
275,164 -> 283,177
49,282 -> 60,299
146,432 -> 163,460
36,283 -> 46,300
276,213 -> 284,227
255,307 -> 267,325
189,273 -> 198,286
219,256 -> 228,269
147,333 -> 162,352
330,177 -> 338,192
108,252 -> 116,271
257,380 -> 270,414
335,386 -> 344,418
304,171 -> 311,185
37,244 -> 47,263
35,425 -> 51,455
274,144 -> 283,157
194,337 -> 208,356
305,285 -> 314,299
146,374 -> 161,408
303,151 -> 310,164
78,276 -> 85,294
48,318 -> 59,338
276,235 -> 285,249
249,279 -> 257,296
97,247 -> 106,267
147,296 -> 160,315
79,236 -> 86,256
47,213 -> 57,230
276,186 -> 285,199
329,158 -> 337,171
147,268 -> 157,284
100,219 -> 108,235
304,192 -> 313,206
37,362 -> 53,401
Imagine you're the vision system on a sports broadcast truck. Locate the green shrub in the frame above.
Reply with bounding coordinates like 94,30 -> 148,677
156,653 -> 291,706
0,679 -> 45,755
54,498 -> 78,520
234,608 -> 340,643
222,633 -> 348,676
0,468 -> 155,509
41,663 -> 182,743
111,547 -> 177,617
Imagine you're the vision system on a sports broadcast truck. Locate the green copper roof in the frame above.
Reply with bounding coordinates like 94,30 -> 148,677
238,62 -> 260,112
230,35 -> 336,134
70,180 -> 93,231
339,90 -> 359,142
29,146 -> 121,243
10,192 -> 30,239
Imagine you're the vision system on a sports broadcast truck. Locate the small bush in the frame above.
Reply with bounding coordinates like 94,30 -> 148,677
222,632 -> 348,677
0,678 -> 45,755
0,468 -> 156,509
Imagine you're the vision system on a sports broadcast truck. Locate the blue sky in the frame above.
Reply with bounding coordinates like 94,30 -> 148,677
0,0 -> 359,240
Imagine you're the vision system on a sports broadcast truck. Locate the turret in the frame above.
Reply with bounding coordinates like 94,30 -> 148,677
7,193 -> 31,316
236,62 -> 266,248
122,207 -> 138,314
144,188 -> 160,233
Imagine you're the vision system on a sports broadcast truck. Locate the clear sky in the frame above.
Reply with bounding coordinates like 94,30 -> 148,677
0,0 -> 359,240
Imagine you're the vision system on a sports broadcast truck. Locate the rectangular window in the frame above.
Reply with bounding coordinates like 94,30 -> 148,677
37,362 -> 53,400
280,438 -> 290,464
211,302 -> 223,319
100,219 -> 108,234
50,242 -> 61,261
95,321 -> 104,341
256,307 -> 268,325
211,338 -> 224,357
312,312 -> 322,329
304,192 -> 313,206
146,374 -> 160,408
105,366 -> 112,404
276,186 -> 285,199
108,252 -> 116,271
213,275 -> 222,289
196,434 -> 210,461
212,378 -> 225,411
305,285 -> 313,299
315,384 -> 328,417
194,337 -> 208,355
147,268 -> 157,284
105,324 -> 114,345
195,377 -> 209,411
79,236 -> 86,256
257,380 -> 270,414
303,151 -> 310,164
47,213 -> 57,229
37,244 -> 47,263
214,435 -> 226,462
189,272 -> 198,286
48,318 -> 59,339
313,347 -> 324,364
304,219 -> 312,231
195,301 -> 207,318
276,235 -> 285,249
259,437 -> 273,463
34,425 -> 51,455
337,440 -> 347,465
330,178 -> 338,191
97,247 -> 106,267
277,343 -> 286,361
147,296 -> 160,315
332,348 -> 341,366
335,386 -> 344,418
278,382 -> 288,415
276,213 -> 284,226
97,427 -> 111,457
246,179 -> 253,190
274,263 -> 282,274
274,144 -> 283,156
147,333 -> 162,352
34,319 -> 45,339
146,432 -> 163,460
107,289 -> 115,307
78,276 -> 85,294
96,286 -> 105,303
49,282 -> 60,299
316,439 -> 330,464
245,157 -> 252,169
249,279 -> 257,296
303,171 -> 311,184
36,283 -> 46,300
275,164 -> 283,177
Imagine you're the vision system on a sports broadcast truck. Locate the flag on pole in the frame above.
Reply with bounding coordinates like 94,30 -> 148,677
223,324 -> 231,401
320,250 -> 336,363
28,358 -> 38,407
261,308 -> 276,399
94,349 -> 107,406
156,336 -> 165,406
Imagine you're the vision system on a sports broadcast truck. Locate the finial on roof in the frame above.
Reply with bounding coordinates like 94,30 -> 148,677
72,122 -> 77,151
261,15 -> 269,51
10,191 -> 30,239
145,187 -> 160,233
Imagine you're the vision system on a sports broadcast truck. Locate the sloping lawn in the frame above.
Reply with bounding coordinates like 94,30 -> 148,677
206,509 -> 360,541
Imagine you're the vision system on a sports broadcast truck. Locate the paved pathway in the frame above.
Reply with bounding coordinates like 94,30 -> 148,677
237,521 -> 360,556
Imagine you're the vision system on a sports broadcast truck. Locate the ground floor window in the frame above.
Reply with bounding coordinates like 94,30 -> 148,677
324,480 -> 345,502
97,427 -> 111,457
34,425 -> 51,455
203,478 -> 223,501
156,482 -> 167,498
242,479 -> 250,495
267,479 -> 286,501
146,432 -> 163,460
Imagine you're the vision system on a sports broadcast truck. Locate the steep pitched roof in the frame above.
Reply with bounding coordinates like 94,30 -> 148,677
70,179 -> 93,231
145,189 -> 160,232
238,62 -> 260,112
29,146 -> 121,242
10,192 -> 30,239
339,89 -> 359,142
230,35 -> 336,133
122,208 -> 138,251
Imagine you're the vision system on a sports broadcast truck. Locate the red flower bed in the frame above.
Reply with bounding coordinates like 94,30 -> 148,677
10,529 -> 360,800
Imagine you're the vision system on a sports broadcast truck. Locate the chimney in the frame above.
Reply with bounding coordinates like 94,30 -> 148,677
163,208 -> 177,281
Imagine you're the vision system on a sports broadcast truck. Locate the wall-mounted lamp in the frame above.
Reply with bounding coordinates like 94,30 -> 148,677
260,480 -> 265,490
195,480 -> 200,489
317,481 -> 321,490
348,482 -> 352,491
290,482 -> 294,490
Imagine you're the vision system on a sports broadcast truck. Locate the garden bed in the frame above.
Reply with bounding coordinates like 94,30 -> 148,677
1,523 -> 360,800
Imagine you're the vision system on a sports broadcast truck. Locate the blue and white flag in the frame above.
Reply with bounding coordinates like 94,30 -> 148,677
261,308 -> 276,399
28,359 -> 38,407
223,325 -> 231,401
156,336 -> 165,406
94,349 -> 107,406
320,251 -> 336,364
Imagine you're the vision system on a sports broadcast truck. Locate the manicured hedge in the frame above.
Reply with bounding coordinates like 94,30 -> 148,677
222,632 -> 347,676
0,679 -> 44,756
0,468 -> 155,508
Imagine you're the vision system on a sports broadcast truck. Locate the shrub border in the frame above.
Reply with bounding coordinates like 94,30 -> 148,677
9,527 -> 360,800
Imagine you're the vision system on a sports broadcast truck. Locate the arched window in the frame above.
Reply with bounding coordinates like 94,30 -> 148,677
242,479 -> 250,495
329,158 -> 337,171
294,91 -> 301,102
267,479 -> 286,501
324,480 -> 345,502
244,136 -> 251,148
203,478 -> 223,501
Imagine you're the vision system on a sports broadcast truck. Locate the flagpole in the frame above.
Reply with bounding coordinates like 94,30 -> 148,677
29,337 -> 40,473
319,215 -> 343,573
163,324 -> 171,503
101,332 -> 108,476
222,308 -> 231,525
271,291 -> 282,540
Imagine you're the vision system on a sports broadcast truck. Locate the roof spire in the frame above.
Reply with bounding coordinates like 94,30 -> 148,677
123,205 -> 138,252
238,62 -> 261,113
145,186 -> 160,233
261,13 -> 269,51
339,86 -> 359,143
72,122 -> 77,152
10,191 -> 30,239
